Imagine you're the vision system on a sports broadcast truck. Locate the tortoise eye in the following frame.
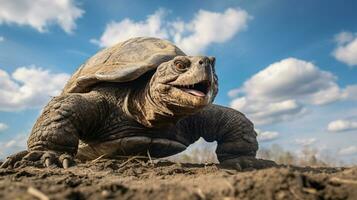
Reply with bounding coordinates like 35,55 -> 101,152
174,61 -> 187,71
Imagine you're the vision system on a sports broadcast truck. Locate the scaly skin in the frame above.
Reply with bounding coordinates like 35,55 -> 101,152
1,55 -> 276,169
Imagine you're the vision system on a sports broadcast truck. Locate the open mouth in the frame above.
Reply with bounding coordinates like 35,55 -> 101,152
173,80 -> 211,97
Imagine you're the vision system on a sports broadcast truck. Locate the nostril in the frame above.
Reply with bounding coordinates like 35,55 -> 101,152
199,60 -> 204,65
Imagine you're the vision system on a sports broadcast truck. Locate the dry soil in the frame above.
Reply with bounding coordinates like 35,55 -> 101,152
0,159 -> 356,200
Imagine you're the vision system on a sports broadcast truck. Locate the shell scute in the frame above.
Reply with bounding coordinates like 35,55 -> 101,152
62,37 -> 185,93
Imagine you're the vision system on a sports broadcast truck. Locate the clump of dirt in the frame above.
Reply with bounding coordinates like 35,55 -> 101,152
0,159 -> 356,200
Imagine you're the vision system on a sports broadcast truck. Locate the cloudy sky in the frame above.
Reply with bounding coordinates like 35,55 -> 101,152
0,0 -> 356,163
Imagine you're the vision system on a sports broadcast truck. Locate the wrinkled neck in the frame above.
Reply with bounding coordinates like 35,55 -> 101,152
93,82 -> 188,128
128,84 -> 183,128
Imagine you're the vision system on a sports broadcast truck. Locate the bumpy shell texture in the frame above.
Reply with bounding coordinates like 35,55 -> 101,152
63,37 -> 186,93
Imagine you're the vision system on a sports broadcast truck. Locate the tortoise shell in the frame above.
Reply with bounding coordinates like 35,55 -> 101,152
63,37 -> 185,93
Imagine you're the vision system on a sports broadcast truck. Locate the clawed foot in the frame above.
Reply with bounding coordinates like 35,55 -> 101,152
0,150 -> 75,169
220,156 -> 278,170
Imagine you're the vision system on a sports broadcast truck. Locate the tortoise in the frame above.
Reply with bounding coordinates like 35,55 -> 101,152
1,37 -> 276,169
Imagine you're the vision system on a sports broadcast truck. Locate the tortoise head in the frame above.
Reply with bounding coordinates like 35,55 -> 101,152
148,55 -> 218,114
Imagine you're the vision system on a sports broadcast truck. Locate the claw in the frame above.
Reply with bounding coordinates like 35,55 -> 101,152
0,158 -> 11,168
62,158 -> 69,169
45,158 -> 52,167
3,151 -> 75,169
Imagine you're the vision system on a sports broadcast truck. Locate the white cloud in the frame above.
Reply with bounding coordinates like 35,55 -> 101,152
227,88 -> 241,98
172,8 -> 249,54
238,58 -> 340,104
295,138 -> 317,146
256,129 -> 279,142
92,8 -> 249,54
231,97 -> 306,125
0,122 -> 8,132
333,31 -> 357,67
334,31 -> 354,45
229,58 -> 347,125
339,146 -> 357,156
341,85 -> 357,100
4,140 -> 16,148
327,119 -> 357,132
0,134 -> 27,157
0,66 -> 70,111
0,36 -> 4,42
91,9 -> 168,48
0,0 -> 84,33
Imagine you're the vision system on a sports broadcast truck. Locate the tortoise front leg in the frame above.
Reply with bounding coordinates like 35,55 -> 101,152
1,93 -> 108,169
177,104 -> 277,170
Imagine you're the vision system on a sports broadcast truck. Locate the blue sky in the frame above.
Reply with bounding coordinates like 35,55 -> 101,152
0,0 -> 356,163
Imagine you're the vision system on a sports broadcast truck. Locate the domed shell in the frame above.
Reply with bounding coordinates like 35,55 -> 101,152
63,37 -> 185,93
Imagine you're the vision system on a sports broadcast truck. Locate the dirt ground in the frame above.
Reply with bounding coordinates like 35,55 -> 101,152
0,158 -> 356,200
